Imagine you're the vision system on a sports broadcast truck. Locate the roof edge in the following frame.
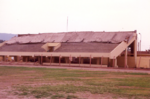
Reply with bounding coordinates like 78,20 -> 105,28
17,30 -> 137,36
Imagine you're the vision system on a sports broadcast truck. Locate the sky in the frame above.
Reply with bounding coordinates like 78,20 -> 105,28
0,0 -> 150,50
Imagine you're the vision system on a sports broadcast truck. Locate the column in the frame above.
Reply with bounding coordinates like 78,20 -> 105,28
134,40 -> 137,67
125,48 -> 128,68
80,57 -> 83,64
97,58 -> 100,65
65,57 -> 69,63
115,58 -> 118,68
108,58 -> 110,67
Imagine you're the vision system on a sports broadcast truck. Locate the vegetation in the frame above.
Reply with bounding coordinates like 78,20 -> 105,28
0,66 -> 150,99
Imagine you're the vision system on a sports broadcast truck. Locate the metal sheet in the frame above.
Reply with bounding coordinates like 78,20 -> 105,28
61,33 -> 73,42
43,33 -> 54,43
6,37 -> 20,44
6,31 -> 136,44
111,33 -> 132,43
64,32 -> 78,42
18,36 -> 33,43
51,33 -> 66,42
30,34 -> 46,43
83,32 -> 95,42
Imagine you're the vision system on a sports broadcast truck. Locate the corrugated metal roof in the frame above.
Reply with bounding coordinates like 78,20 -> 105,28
50,33 -> 66,42
111,32 -> 132,43
6,37 -> 18,44
43,33 -> 54,43
30,34 -> 46,43
18,36 -> 33,43
6,31 -> 136,44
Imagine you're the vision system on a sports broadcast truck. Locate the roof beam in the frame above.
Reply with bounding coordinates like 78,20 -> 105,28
110,33 -> 137,59
0,52 -> 110,58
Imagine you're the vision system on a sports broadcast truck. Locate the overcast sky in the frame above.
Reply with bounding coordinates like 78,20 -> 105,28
0,0 -> 150,50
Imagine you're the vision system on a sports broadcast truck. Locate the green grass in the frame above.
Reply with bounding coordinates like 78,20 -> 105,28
51,94 -> 65,99
0,66 -> 150,99
66,95 -> 78,99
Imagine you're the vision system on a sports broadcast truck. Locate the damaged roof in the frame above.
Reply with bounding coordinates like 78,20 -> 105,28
6,31 -> 136,44
0,43 -> 118,53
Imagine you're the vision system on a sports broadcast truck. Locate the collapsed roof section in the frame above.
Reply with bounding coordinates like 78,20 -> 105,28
6,31 -> 136,44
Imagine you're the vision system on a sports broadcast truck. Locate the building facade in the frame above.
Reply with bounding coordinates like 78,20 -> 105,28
0,31 -> 138,68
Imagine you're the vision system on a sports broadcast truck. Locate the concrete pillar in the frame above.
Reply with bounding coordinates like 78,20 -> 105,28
134,40 -> 137,67
22,56 -> 25,62
80,58 -> 84,64
17,56 -> 20,62
79,56 -> 80,66
65,57 -> 69,63
2,56 -> 5,61
38,56 -> 41,64
26,56 -> 28,62
90,55 -> 91,67
101,57 -> 103,66
14,56 -> 18,62
4,56 -> 6,62
59,56 -> 61,66
49,56 -> 53,65
41,56 -> 43,65
130,37 -> 137,68
108,58 -> 110,67
96,58 -> 100,64
125,48 -> 128,68
0,56 -> 1,62
115,58 -> 118,68
51,57 -> 54,63
20,56 -> 23,62
33,56 -> 35,64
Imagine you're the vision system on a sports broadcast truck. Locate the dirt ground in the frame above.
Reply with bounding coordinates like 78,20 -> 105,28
0,64 -> 150,99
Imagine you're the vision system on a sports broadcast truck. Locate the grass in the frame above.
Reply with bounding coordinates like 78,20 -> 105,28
51,94 -> 65,99
66,95 -> 78,99
0,66 -> 150,99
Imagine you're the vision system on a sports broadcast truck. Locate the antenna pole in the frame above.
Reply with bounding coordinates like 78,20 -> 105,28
66,16 -> 68,32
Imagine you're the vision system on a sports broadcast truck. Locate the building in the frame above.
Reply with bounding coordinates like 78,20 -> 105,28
0,31 -> 137,68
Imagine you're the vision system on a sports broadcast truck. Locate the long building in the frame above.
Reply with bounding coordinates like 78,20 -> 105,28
0,31 -> 138,68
